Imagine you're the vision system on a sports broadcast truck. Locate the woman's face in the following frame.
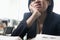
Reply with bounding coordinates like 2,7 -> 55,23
29,0 -> 50,12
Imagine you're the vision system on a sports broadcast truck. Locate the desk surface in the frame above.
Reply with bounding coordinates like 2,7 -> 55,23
0,35 -> 22,40
31,34 -> 60,40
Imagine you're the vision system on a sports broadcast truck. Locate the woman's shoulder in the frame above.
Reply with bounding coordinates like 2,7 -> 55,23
24,12 -> 32,17
23,12 -> 32,20
52,12 -> 60,22
52,12 -> 60,18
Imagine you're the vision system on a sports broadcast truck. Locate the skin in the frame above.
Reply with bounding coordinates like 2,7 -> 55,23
0,24 -> 4,30
26,0 -> 50,27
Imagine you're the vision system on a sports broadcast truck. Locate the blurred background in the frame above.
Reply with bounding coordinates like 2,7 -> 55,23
0,0 -> 60,35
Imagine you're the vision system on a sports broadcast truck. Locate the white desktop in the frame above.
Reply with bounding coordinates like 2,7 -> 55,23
0,35 -> 22,40
31,34 -> 60,40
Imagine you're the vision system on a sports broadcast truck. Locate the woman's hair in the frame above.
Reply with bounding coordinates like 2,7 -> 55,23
28,0 -> 54,13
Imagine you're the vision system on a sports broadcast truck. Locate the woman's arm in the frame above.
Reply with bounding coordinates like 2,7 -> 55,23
26,3 -> 41,27
11,13 -> 31,39
11,20 -> 28,39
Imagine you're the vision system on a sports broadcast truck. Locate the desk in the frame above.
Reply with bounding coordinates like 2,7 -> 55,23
31,34 -> 60,40
0,35 -> 22,40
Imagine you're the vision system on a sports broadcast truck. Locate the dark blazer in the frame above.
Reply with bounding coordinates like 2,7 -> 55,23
11,12 -> 60,39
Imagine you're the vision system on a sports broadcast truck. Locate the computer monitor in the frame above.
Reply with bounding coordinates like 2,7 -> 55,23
4,27 -> 14,34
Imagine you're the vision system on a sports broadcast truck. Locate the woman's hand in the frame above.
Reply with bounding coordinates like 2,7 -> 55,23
26,3 -> 41,27
29,2 -> 41,18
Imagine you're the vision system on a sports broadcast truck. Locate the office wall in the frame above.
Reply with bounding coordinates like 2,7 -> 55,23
0,0 -> 60,21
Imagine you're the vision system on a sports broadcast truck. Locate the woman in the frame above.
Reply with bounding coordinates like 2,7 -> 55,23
11,0 -> 60,39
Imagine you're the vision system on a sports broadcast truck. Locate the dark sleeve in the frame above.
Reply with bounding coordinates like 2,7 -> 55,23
56,20 -> 60,35
56,15 -> 60,35
11,13 -> 31,39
